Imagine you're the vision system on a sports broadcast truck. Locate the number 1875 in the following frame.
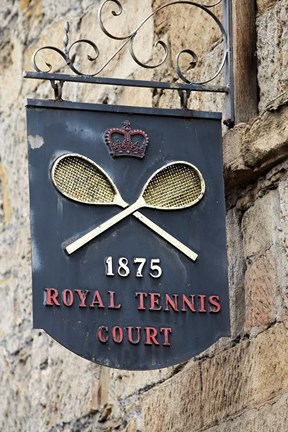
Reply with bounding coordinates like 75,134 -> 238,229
105,256 -> 162,278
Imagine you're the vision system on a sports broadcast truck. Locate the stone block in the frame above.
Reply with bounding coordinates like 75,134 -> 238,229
0,112 -> 30,229
277,179 -> 288,318
140,321 -> 288,431
206,391 -> 288,432
256,0 -> 279,15
142,361 -> 203,432
241,190 -> 279,259
0,163 -> 12,226
279,3 -> 288,85
223,123 -> 255,192
226,208 -> 245,336
242,104 -> 288,171
0,346 -> 31,432
39,0 -> 83,20
110,366 -> 175,402
26,339 -> 118,431
0,278 -> 16,338
257,3 -> 288,111
244,250 -> 277,331
0,34 -> 23,110
201,321 -> 288,424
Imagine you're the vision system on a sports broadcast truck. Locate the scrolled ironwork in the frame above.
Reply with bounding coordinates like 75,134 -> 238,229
32,18 -> 100,76
32,0 -> 227,86
98,0 -> 133,40
129,38 -> 168,70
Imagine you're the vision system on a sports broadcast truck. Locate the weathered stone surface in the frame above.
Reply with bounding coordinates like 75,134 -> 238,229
141,320 -> 288,431
223,123 -> 254,191
277,178 -> 288,319
242,102 -> 288,170
257,3 -> 288,112
142,361 -> 202,432
110,366 -> 175,402
241,189 -> 279,259
256,0 -> 279,15
0,35 -> 23,110
26,340 -> 115,431
244,250 -> 277,331
206,391 -> 288,432
0,345 -> 31,431
226,208 -> 245,337
223,97 -> 288,193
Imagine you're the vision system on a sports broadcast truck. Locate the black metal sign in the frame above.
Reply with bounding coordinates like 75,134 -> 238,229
26,99 -> 230,370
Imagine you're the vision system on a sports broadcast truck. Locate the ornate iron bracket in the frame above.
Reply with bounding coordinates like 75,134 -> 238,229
24,0 -> 234,126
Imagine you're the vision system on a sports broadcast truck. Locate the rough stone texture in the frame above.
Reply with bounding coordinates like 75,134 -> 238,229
223,95 -> 288,192
242,99 -> 288,170
239,170 -> 288,333
226,208 -> 245,337
257,2 -> 288,112
242,190 -> 279,259
141,321 -> 288,431
206,391 -> 288,432
257,0 -> 279,15
277,177 -> 288,318
244,250 -> 277,330
0,0 -> 288,431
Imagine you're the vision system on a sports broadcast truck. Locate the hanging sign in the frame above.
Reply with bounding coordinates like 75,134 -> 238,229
26,99 -> 230,370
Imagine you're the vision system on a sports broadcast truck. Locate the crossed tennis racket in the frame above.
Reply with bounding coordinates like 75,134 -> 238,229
51,153 -> 205,261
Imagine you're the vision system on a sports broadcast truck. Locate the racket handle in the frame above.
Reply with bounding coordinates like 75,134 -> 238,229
132,212 -> 198,261
65,201 -> 141,255
66,205 -> 198,261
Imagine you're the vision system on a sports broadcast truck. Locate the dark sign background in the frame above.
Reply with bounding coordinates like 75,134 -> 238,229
26,99 -> 230,370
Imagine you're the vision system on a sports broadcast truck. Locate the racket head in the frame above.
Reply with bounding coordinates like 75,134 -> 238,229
141,161 -> 205,210
51,153 -> 122,205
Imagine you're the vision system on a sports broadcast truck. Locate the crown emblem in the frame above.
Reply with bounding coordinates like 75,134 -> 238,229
105,120 -> 149,158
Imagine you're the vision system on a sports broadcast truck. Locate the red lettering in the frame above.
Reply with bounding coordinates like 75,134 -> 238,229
62,289 -> 74,307
112,326 -> 123,344
44,288 -> 60,306
160,327 -> 172,346
164,294 -> 179,312
181,295 -> 196,312
108,291 -> 121,309
90,290 -> 105,308
98,326 -> 108,343
209,295 -> 221,313
198,295 -> 206,313
97,325 -> 172,347
145,327 -> 159,345
149,293 -> 162,311
135,292 -> 147,310
127,326 -> 141,345
75,289 -> 89,308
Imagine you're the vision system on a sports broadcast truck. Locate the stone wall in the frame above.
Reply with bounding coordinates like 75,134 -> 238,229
0,0 -> 287,431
